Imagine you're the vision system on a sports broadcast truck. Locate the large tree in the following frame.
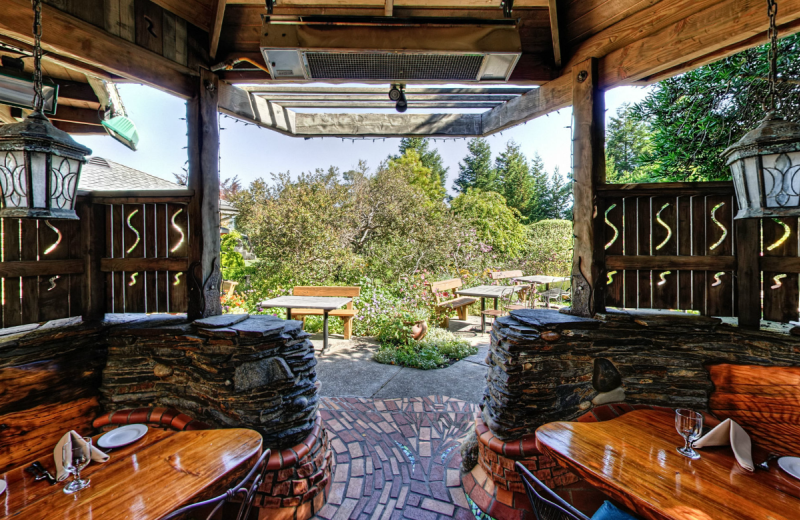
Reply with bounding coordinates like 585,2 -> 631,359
495,141 -> 534,219
454,137 -> 496,193
606,103 -> 653,183
633,33 -> 800,181
395,138 -> 449,188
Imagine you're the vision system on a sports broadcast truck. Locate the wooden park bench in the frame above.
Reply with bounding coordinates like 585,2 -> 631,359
290,286 -> 360,339
489,269 -> 530,308
430,278 -> 478,328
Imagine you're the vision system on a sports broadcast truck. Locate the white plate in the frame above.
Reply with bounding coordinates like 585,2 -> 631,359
777,456 -> 800,480
97,424 -> 148,449
0,480 -> 6,495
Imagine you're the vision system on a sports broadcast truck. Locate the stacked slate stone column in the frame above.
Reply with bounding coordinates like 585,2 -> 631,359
101,313 -> 332,520
463,308 -> 800,519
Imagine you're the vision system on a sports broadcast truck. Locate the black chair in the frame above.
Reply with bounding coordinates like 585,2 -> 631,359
163,449 -> 271,520
515,461 -> 589,520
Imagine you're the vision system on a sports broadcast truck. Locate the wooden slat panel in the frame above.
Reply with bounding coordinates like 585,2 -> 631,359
145,204 -> 157,313
3,219 -> 21,327
623,197 -> 637,308
605,256 -> 736,272
157,203 -> 169,312
168,269 -> 187,312
677,196 -> 692,310
65,219 -> 83,318
604,197 -> 624,307
636,197 -> 651,308
123,204 -> 145,313
20,220 -> 39,324
112,204 -> 125,313
691,195 -> 706,313
705,195 -> 734,316
101,257 -> 190,272
763,217 -> 799,322
37,220 -> 70,321
167,203 -> 189,258
0,260 -> 84,278
651,196 -> 677,310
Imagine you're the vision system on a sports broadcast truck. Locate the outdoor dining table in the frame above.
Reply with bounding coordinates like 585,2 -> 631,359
513,275 -> 569,308
0,428 -> 263,520
535,409 -> 800,520
455,285 -> 522,333
259,295 -> 352,353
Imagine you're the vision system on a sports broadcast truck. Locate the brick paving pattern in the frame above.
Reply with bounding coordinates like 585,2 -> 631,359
316,396 -> 481,520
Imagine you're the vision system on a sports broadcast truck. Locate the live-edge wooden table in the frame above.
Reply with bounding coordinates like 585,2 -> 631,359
0,428 -> 262,519
260,295 -> 352,353
535,409 -> 800,520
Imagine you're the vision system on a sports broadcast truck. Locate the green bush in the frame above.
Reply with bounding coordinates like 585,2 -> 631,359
374,326 -> 477,370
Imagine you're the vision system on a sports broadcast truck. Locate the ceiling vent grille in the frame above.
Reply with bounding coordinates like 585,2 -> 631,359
305,52 -> 486,81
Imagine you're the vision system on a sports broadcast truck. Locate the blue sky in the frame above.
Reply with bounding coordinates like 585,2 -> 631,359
75,84 -> 651,193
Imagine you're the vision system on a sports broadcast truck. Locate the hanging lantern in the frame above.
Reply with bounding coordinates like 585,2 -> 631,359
724,0 -> 800,219
0,0 -> 90,220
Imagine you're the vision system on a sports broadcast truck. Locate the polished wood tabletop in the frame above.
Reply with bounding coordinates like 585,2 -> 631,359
535,410 -> 800,520
0,428 -> 262,519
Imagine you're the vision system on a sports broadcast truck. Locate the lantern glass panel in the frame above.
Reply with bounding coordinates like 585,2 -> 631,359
30,151 -> 48,209
730,158 -> 748,209
743,156 -> 761,208
50,156 -> 80,209
762,152 -> 800,208
0,151 -> 27,209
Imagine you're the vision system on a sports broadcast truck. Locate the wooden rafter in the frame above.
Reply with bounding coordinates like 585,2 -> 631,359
209,0 -> 227,60
226,0 -> 548,6
0,0 -> 195,99
548,0 -> 562,68
150,0 -> 213,32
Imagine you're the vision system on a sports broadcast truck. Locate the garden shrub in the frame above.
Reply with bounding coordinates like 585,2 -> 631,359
373,326 -> 477,370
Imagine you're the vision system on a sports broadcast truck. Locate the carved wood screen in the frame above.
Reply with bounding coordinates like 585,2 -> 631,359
599,182 -> 800,322
0,218 -> 83,328
104,202 -> 189,314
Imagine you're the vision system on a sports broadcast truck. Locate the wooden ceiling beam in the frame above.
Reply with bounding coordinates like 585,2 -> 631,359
50,105 -> 103,126
0,0 -> 196,99
150,0 -> 213,32
227,0 -> 547,6
481,73 -> 571,134
209,0 -> 227,59
548,0 -> 562,68
293,112 -> 484,137
0,105 -> 16,124
52,121 -> 107,135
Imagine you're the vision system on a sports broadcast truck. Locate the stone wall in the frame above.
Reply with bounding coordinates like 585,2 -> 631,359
101,313 -> 319,449
483,308 -> 800,440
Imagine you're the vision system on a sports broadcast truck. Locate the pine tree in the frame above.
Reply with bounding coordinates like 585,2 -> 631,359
495,141 -> 533,219
547,167 -> 572,220
395,138 -> 449,189
527,153 -> 551,222
454,138 -> 496,193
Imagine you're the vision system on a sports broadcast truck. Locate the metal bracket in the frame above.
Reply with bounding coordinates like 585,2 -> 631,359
501,0 -> 514,18
265,0 -> 275,14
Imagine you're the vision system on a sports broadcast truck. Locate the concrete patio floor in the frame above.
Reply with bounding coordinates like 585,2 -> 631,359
311,316 -> 492,404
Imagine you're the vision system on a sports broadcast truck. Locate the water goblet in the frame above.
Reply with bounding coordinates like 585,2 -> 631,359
675,408 -> 703,460
62,437 -> 92,494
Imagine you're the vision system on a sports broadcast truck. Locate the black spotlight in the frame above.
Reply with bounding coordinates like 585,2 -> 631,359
395,92 -> 408,113
388,86 -> 402,101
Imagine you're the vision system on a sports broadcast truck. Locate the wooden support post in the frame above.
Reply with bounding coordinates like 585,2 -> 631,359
187,69 -> 222,319
80,201 -> 106,321
571,58 -> 606,317
736,218 -> 761,328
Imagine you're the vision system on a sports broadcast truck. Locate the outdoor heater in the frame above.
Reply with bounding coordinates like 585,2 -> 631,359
0,0 -> 90,220
724,0 -> 800,219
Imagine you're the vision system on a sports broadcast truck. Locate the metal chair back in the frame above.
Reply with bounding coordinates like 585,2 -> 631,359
514,462 -> 589,520
163,449 -> 272,520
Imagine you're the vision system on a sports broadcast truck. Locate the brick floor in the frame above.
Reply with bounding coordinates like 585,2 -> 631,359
315,396 -> 480,520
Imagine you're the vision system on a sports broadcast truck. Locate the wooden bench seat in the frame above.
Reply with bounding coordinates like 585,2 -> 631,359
292,286 -> 360,339
430,279 -> 477,327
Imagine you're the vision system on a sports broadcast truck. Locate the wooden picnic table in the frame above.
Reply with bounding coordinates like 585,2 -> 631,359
455,285 -> 522,333
535,409 -> 800,520
260,295 -> 352,353
0,428 -> 262,520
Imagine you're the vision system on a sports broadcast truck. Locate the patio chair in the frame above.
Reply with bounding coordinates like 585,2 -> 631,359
538,280 -> 571,307
481,287 -> 520,324
163,448 -> 271,520
515,461 -> 589,520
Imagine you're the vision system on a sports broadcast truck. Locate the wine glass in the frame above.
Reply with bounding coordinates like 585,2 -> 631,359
62,437 -> 92,494
675,409 -> 703,460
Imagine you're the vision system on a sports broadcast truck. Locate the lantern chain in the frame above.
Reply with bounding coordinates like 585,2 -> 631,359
767,0 -> 779,110
32,0 -> 44,113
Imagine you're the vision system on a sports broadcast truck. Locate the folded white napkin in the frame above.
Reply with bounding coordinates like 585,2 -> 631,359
54,430 -> 109,481
693,418 -> 754,471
